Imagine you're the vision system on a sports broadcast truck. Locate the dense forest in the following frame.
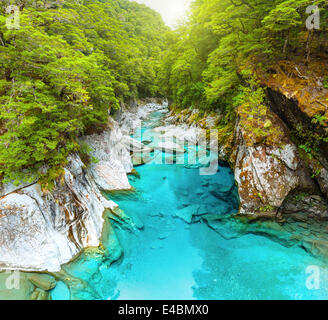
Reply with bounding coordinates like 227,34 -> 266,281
159,0 -> 328,110
0,0 -> 168,186
1,0 -> 328,187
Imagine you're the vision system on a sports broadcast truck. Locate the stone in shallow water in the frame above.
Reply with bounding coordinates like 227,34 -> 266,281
202,214 -> 247,240
175,204 -> 210,224
132,153 -> 153,166
209,183 -> 234,200
175,205 -> 198,223
302,238 -> 328,258
28,274 -> 56,291
203,213 -> 310,250
200,194 -> 208,201
201,180 -> 210,187
130,213 -> 144,230
30,288 -> 50,300
149,212 -> 164,218
178,201 -> 191,209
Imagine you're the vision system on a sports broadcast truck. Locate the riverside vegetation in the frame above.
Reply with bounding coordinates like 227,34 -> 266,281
1,0 -> 328,188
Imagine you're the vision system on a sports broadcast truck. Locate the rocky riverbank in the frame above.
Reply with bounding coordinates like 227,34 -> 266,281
164,62 -> 328,259
48,101 -> 328,300
1,80 -> 328,298
0,100 -> 166,299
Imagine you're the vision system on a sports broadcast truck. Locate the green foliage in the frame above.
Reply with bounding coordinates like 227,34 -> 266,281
0,0 -> 167,185
259,205 -> 275,213
158,0 -> 328,114
311,168 -> 322,178
323,76 -> 328,89
79,141 -> 98,167
293,192 -> 308,201
294,124 -> 328,160
312,114 -> 328,126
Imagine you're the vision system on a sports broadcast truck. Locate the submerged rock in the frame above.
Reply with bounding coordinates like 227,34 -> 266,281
0,270 -> 46,300
52,269 -> 101,300
30,288 -> 50,300
175,204 -> 211,224
28,274 -> 56,291
209,183 -> 234,200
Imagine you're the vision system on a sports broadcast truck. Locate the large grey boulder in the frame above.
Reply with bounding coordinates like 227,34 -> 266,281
0,155 -> 118,272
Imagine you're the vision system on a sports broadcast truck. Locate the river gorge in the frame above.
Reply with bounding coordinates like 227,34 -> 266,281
45,103 -> 328,300
1,0 -> 328,303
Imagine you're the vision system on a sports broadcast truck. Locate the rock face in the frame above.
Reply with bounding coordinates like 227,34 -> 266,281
230,61 -> 328,218
81,118 -> 134,192
261,61 -> 328,200
281,194 -> 328,220
232,114 -> 316,216
0,155 -> 118,272
121,135 -> 154,154
166,100 -> 321,218
266,87 -> 328,200
151,125 -> 204,146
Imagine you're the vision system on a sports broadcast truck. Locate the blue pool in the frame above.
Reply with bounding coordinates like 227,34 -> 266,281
51,111 -> 328,300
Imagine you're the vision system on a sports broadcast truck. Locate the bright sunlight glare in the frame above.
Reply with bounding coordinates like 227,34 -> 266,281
132,0 -> 192,28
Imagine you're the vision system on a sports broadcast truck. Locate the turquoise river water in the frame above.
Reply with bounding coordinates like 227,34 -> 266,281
51,110 -> 328,300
